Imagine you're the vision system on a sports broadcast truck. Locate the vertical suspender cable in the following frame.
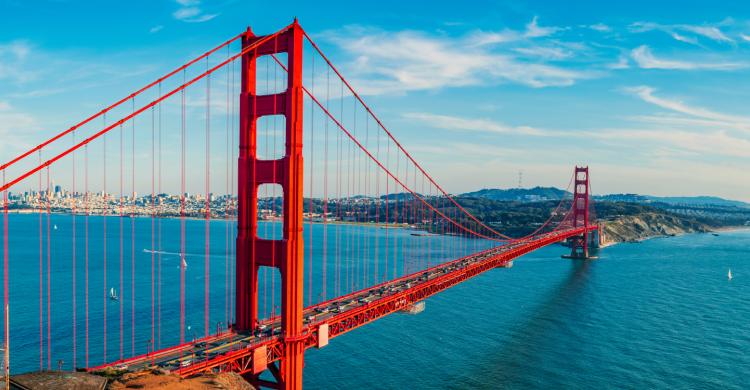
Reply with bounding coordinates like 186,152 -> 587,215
307,49 -> 315,307
84,144 -> 89,368
71,131 -> 77,368
46,167 -> 51,370
2,168 -> 8,375
224,45 -> 231,330
322,64 -> 329,301
157,82 -> 163,349
151,103 -> 156,349
38,150 -> 42,371
180,70 -> 187,346
102,120 -> 108,364
205,56 -> 211,337
119,123 -> 124,361
131,98 -> 136,357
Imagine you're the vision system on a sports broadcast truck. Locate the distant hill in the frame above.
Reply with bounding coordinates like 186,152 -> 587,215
461,187 -> 568,201
596,194 -> 750,208
462,188 -> 749,208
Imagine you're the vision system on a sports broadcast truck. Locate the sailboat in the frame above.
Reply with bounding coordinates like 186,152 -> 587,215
181,258 -> 188,268
109,287 -> 119,301
728,268 -> 733,281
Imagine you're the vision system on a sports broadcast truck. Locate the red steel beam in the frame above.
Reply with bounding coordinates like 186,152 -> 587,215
174,226 -> 597,378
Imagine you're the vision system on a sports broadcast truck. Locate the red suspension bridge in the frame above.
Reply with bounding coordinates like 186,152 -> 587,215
0,21 -> 600,389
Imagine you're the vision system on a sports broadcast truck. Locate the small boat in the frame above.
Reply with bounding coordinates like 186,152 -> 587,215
728,268 -> 733,280
109,287 -> 119,301
181,258 -> 188,268
53,224 -> 58,230
712,233 -> 720,237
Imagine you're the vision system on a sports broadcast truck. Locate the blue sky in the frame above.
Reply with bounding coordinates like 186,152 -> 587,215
2,0 -> 750,200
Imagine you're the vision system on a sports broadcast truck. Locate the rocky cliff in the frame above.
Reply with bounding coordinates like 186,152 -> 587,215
600,212 -> 712,245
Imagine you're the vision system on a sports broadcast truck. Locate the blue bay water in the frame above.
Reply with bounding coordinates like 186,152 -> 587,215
303,230 -> 750,389
1,213 -> 749,389
0,213 -> 493,373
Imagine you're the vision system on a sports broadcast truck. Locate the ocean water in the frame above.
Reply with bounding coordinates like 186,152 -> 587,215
303,230 -> 750,389
0,213 -> 493,373
1,213 -> 749,389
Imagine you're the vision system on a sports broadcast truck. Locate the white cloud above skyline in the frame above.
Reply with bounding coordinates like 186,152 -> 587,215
319,20 -> 596,95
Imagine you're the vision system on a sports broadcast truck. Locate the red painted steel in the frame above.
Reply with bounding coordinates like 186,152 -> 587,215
173,226 -> 597,379
236,21 -> 305,389
569,166 -> 591,258
0,21 -> 603,390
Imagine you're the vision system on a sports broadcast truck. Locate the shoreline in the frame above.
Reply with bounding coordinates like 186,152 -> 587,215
2,208 -> 419,229
601,225 -> 750,248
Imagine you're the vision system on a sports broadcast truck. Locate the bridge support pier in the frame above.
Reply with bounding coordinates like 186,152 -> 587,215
236,20 -> 305,390
562,166 -> 597,260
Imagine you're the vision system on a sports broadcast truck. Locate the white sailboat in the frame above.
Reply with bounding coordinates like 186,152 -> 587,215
181,258 -> 188,268
109,287 -> 119,301
728,268 -> 733,280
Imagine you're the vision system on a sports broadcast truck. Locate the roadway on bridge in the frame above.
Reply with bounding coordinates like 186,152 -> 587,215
95,227 -> 594,375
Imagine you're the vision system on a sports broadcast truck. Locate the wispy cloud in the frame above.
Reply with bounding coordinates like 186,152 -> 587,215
607,55 -> 629,69
630,45 -> 744,70
403,112 -> 558,137
524,16 -> 562,38
588,23 -> 611,32
0,40 -> 36,83
319,22 -> 595,95
670,32 -> 698,45
172,0 -> 217,23
513,46 -> 572,60
625,85 -> 750,131
149,25 -> 164,34
0,100 -> 38,157
592,128 -> 750,158
629,21 -> 734,44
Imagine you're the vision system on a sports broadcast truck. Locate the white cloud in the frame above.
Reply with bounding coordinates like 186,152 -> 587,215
625,85 -> 750,131
593,128 -> 750,158
607,55 -> 629,69
629,21 -> 734,44
149,25 -> 164,34
174,7 -> 200,19
670,32 -> 698,45
524,16 -> 562,38
588,23 -> 611,32
513,46 -> 572,60
0,40 -> 36,83
172,0 -> 217,23
320,26 -> 594,95
680,25 -> 733,43
630,45 -> 744,70
741,33 -> 750,42
403,112 -> 558,137
0,101 -> 37,156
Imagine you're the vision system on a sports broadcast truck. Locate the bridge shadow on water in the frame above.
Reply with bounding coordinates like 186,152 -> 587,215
453,260 -> 594,389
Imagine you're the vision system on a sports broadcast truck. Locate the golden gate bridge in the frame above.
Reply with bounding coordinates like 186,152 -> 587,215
0,20 -> 600,389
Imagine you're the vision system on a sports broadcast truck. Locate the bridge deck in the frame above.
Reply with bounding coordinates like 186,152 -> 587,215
90,226 -> 597,377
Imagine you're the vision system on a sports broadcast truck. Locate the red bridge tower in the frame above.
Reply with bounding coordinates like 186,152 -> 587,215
567,166 -> 595,259
236,22 -> 305,389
